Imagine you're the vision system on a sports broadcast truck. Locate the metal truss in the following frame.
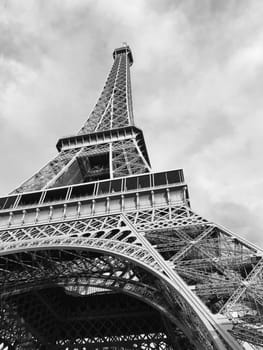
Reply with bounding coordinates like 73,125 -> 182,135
0,246 -> 191,349
2,44 -> 263,350
12,138 -> 150,193
78,46 -> 134,134
112,140 -> 150,177
0,205 -> 252,349
12,148 -> 80,194
10,45 -> 150,194
11,144 -> 108,194
0,201 -> 262,348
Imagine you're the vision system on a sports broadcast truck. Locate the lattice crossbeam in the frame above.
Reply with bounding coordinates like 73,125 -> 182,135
2,44 -> 263,350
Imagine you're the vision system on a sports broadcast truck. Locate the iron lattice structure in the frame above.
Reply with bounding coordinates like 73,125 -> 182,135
0,45 -> 263,350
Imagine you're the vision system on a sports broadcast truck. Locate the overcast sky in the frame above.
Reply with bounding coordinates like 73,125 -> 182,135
1,0 -> 263,246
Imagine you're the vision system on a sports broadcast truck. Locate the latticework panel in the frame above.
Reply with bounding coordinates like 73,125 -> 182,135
0,205 -> 242,350
129,206 -> 262,349
11,137 -> 151,194
7,291 -> 174,349
0,299 -> 39,349
112,139 -> 150,177
12,148 -> 80,194
0,247 -> 197,350
12,144 -> 110,193
78,48 -> 133,134
1,202 -> 263,347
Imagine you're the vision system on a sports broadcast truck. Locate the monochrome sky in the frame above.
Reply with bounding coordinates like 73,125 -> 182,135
1,0 -> 263,246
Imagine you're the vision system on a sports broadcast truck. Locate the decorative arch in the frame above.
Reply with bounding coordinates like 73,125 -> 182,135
0,236 -> 228,350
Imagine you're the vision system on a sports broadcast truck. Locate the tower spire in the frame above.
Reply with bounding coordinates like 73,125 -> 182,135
78,45 -> 134,134
11,45 -> 150,193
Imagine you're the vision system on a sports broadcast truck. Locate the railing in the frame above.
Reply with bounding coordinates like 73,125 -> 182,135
0,169 -> 186,211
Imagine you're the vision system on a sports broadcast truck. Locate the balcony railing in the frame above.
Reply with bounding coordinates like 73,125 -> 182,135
0,169 -> 185,211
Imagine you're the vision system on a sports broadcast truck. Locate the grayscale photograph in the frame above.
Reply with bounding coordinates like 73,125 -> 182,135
0,1 -> 262,349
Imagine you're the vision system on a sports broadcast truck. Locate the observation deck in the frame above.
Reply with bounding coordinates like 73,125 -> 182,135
0,170 -> 188,229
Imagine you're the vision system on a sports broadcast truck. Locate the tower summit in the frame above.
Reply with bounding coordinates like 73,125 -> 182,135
0,45 -> 262,350
79,44 -> 134,134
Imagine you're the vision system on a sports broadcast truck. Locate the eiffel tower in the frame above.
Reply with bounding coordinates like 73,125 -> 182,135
0,44 -> 263,350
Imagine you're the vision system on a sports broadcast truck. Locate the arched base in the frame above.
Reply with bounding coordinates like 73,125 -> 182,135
0,248 -> 197,350
2,287 -> 194,350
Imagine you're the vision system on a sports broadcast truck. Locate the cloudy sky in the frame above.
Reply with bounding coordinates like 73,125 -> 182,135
1,0 -> 263,246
